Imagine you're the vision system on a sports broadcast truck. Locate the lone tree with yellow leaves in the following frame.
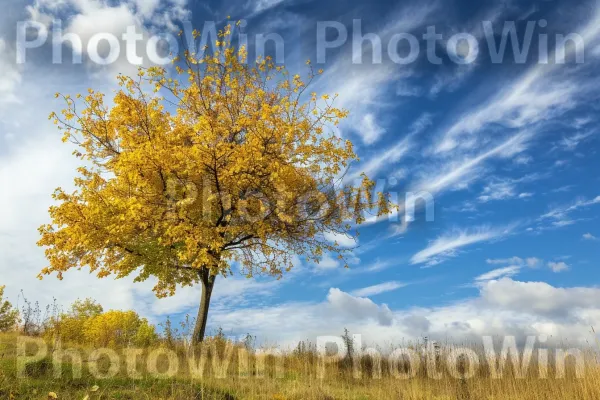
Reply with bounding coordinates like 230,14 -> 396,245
38,26 -> 392,343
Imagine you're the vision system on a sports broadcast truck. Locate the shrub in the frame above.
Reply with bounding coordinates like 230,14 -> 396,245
0,285 -> 19,332
45,298 -> 104,343
44,298 -> 157,348
70,298 -> 103,319
83,310 -> 157,348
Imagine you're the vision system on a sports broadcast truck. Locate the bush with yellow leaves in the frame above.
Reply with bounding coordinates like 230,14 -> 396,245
83,310 -> 157,347
46,298 -> 157,347
45,298 -> 104,343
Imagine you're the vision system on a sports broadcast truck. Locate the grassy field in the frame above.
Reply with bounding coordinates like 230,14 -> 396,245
2,332 -> 600,399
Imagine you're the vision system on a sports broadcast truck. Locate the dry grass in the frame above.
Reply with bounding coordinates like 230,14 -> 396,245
1,332 -> 599,399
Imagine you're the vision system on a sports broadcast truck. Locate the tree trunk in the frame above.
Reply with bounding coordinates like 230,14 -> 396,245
192,272 -> 216,344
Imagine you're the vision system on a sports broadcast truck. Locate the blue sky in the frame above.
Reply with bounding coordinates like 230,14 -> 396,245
1,0 -> 600,347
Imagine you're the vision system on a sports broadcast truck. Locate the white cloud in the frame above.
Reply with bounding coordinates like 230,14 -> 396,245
478,173 -> 542,203
315,3 -> 437,145
547,261 -> 570,273
486,256 -> 523,265
205,278 -> 600,347
327,288 -> 394,326
539,196 -> 600,226
518,192 -> 534,198
27,0 -> 189,77
411,225 -> 513,265
0,38 -> 22,104
486,256 -> 541,268
551,185 -> 575,193
433,5 -> 600,154
348,112 -> 433,183
396,81 -> 422,97
361,259 -> 395,273
351,281 -> 406,297
147,275 -> 282,315
345,135 -> 412,182
249,0 -> 285,14
478,180 -> 516,202
558,130 -> 596,151
413,131 -> 533,196
526,257 -> 541,267
358,113 -> 386,145
0,0 -> 193,323
315,254 -> 341,270
583,233 -> 597,241
323,232 -> 358,248
479,278 -> 598,318
475,265 -> 520,282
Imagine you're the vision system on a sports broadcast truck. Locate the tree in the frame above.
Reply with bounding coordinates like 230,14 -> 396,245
0,285 -> 19,332
70,298 -> 103,319
38,25 -> 392,343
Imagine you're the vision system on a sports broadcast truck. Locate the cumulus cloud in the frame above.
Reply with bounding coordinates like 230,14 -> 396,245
547,261 -> 570,273
583,233 -> 598,241
203,278 -> 600,347
526,257 -> 542,267
327,288 -> 394,326
26,0 -> 190,76
479,278 -> 598,318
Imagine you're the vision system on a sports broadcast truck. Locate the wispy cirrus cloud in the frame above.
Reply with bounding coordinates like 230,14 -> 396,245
433,4 -> 600,155
556,130 -> 597,151
537,195 -> 600,228
475,265 -> 521,282
411,225 -> 514,266
412,130 -> 534,196
345,135 -> 413,182
315,2 -> 438,146
477,173 -> 543,203
351,281 -> 407,297
487,256 -> 541,268
345,112 -> 432,182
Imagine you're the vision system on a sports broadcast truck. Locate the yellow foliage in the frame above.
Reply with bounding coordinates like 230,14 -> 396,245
46,298 -> 156,347
38,28 -> 394,301
83,310 -> 157,348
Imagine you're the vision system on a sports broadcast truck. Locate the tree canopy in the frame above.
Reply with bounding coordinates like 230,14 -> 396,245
38,25 -> 392,342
